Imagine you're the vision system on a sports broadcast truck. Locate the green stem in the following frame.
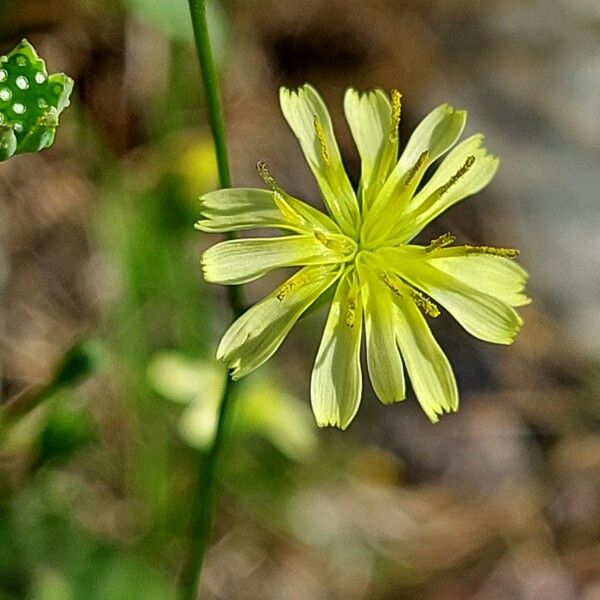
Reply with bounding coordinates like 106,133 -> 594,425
188,0 -> 231,189
181,1 -> 244,598
187,0 -> 243,315
180,377 -> 237,600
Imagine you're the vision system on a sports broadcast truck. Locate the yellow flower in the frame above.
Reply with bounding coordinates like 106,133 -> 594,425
197,85 -> 529,429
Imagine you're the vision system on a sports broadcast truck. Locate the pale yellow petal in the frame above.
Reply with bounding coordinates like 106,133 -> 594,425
398,135 -> 499,241
280,85 -> 360,236
356,257 -> 405,404
197,188 -> 301,232
218,265 -> 341,379
310,269 -> 363,429
397,104 -> 467,178
202,234 -> 350,285
394,296 -> 458,422
398,258 -> 523,345
343,88 -> 398,207
362,104 -> 466,244
428,251 -> 530,307
196,187 -> 339,234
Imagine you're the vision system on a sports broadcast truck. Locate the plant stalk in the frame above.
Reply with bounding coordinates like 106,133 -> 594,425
180,377 -> 238,600
181,1 -> 244,598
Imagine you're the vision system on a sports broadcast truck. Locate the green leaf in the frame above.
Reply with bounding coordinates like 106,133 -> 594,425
35,403 -> 95,468
51,340 -> 107,390
0,39 -> 73,161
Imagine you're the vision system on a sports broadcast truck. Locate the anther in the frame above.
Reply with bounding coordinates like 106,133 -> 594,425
404,151 -> 429,187
313,115 -> 330,164
381,273 -> 403,297
389,89 -> 402,142
276,285 -> 292,301
464,245 -> 519,258
438,155 -> 476,196
314,230 -> 356,256
276,274 -> 309,301
346,299 -> 357,327
345,277 -> 361,327
427,232 -> 456,251
255,161 -> 309,226
314,230 -> 333,248
272,194 -> 306,227
256,161 -> 286,196
411,290 -> 440,318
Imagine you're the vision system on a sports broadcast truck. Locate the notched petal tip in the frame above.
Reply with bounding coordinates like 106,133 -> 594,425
424,399 -> 459,424
279,82 -> 316,100
315,416 -> 353,431
215,332 -> 232,362
379,392 -> 407,406
455,108 -> 468,122
230,369 -> 244,381
502,317 -> 524,345
199,253 -> 210,273
421,397 -> 457,423
434,103 -> 466,120
344,86 -> 385,100
278,85 -> 293,99
515,295 -> 532,307
425,411 -> 440,424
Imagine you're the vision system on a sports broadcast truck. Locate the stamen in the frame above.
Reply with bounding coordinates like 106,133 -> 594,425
276,273 -> 309,301
427,232 -> 456,251
464,245 -> 519,258
410,289 -> 440,318
314,230 -> 356,256
256,161 -> 308,226
381,273 -> 403,297
314,229 -> 332,248
272,193 -> 306,227
438,155 -> 475,196
345,276 -> 360,327
404,150 -> 429,187
389,89 -> 402,142
345,298 -> 357,327
313,115 -> 330,164
256,161 -> 286,196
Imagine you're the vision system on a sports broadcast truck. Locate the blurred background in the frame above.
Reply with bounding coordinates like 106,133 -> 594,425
1,0 -> 599,598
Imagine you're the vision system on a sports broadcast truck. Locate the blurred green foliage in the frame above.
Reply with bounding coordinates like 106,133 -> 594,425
51,342 -> 107,391
0,4 -> 328,597
147,351 -> 317,458
125,0 -> 229,58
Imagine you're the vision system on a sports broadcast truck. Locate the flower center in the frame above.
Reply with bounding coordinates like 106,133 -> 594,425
314,229 -> 358,263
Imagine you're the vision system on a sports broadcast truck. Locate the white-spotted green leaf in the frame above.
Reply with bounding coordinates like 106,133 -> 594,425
0,39 -> 73,161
